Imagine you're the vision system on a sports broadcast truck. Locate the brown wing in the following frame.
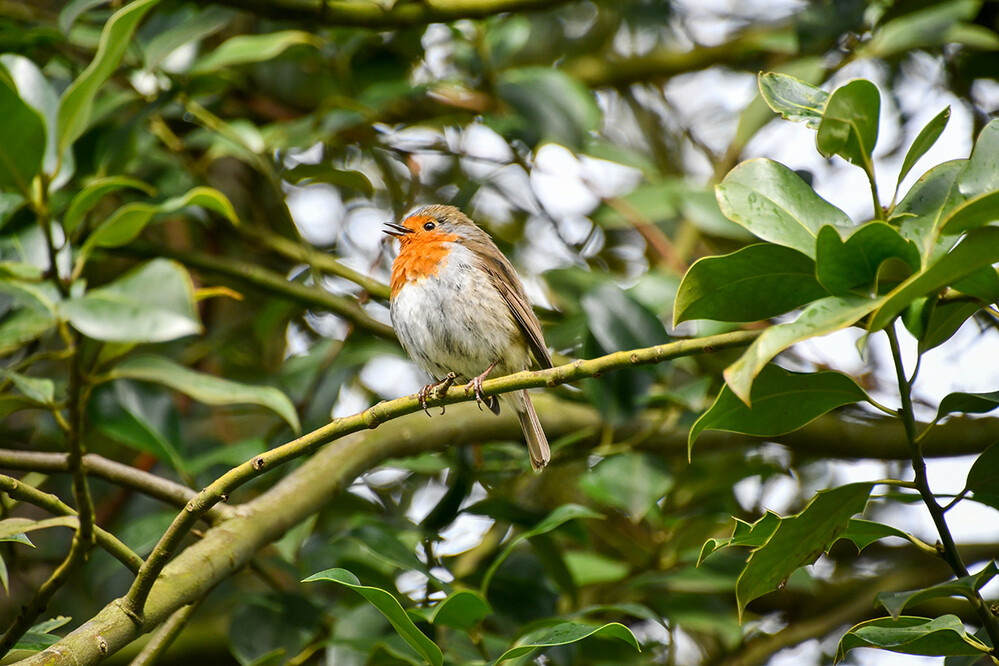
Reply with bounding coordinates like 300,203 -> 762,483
470,238 -> 553,369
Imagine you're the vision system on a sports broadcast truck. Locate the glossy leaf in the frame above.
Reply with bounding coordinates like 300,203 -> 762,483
4,370 -> 55,405
674,244 -> 828,324
91,383 -> 188,475
868,226 -> 999,332
0,79 -> 46,195
191,30 -> 320,74
835,615 -> 990,662
0,55 -> 66,184
836,519 -> 913,552
0,517 -> 77,541
302,568 -> 443,666
915,299 -> 981,353
57,0 -> 160,156
109,354 -> 300,433
757,71 -> 829,129
564,551 -> 631,586
59,259 -> 202,343
815,223 -> 920,296
716,158 -> 852,258
481,504 -> 604,595
877,562 -> 998,621
736,482 -> 873,619
690,365 -> 869,454
895,106 -> 951,197
428,590 -> 491,630
62,176 -> 155,235
81,186 -> 238,258
896,160 -> 967,262
816,79 -> 880,166
698,512 -> 781,566
936,390 -> 999,421
495,621 -> 640,663
939,190 -> 999,235
966,441 -> 999,495
958,118 -> 999,199
725,296 -> 881,404
13,616 -> 71,653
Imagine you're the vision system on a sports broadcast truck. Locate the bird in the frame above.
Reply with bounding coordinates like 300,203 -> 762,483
384,204 -> 553,471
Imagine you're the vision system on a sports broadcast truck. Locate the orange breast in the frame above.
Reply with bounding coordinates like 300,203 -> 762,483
390,235 -> 457,298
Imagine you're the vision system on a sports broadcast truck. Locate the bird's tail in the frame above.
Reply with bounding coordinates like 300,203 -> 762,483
515,390 -> 550,471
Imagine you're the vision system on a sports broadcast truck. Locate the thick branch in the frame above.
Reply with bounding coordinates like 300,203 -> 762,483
120,330 -> 758,618
20,398 -> 999,665
200,0 -> 575,27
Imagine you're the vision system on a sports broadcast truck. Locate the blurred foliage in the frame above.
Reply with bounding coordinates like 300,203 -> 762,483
0,0 -> 997,665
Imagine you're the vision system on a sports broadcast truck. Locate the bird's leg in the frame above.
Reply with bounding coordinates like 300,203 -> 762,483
464,361 -> 499,412
418,372 -> 456,417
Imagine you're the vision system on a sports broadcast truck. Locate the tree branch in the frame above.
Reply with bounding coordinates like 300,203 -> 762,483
0,451 -> 235,523
0,475 -> 143,573
116,244 -> 397,340
200,0 -> 575,28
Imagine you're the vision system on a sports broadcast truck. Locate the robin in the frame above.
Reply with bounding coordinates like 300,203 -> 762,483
384,204 -> 552,471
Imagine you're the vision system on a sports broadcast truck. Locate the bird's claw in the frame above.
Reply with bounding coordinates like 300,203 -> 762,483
419,373 -> 457,417
465,376 -> 487,411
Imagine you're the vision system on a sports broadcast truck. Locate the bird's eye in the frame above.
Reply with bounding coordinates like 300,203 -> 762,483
423,221 -> 436,231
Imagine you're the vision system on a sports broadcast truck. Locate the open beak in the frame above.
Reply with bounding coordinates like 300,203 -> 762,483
383,222 -> 412,238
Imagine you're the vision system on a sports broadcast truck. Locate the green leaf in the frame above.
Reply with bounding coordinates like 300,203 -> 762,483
736,482 -> 874,619
914,298 -> 981,353
869,226 -> 999,332
698,512 -> 782,566
715,158 -> 853,258
958,118 -> 999,199
939,190 -> 999,235
142,6 -> 235,71
863,0 -> 984,59
877,562 -> 999,621
57,0 -> 160,156
91,383 -> 188,476
81,186 -> 238,258
895,106 -> 951,198
579,453 -> 673,522
62,176 -> 156,235
59,259 -> 202,343
58,0 -> 109,33
302,568 -> 443,666
0,79 -> 46,196
0,279 -> 60,316
836,519 -> 914,552
494,621 -> 640,663
110,354 -> 300,433
816,79 -> 880,167
0,54 -> 66,185
967,441 -> 999,495
757,72 -> 829,129
0,517 -> 77,541
690,365 -> 869,455
896,160 -> 967,263
428,590 -> 492,630
4,370 -> 55,405
564,551 -> 631,587
674,244 -> 829,324
836,615 -> 991,662
815,223 -> 920,296
725,296 -> 881,404
481,504 -> 604,595
494,68 -> 601,149
0,308 -> 55,357
191,30 -> 320,74
937,390 -> 999,421
284,164 -> 374,197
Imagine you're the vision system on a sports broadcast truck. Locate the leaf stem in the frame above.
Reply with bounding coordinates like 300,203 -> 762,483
886,322 -> 999,652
